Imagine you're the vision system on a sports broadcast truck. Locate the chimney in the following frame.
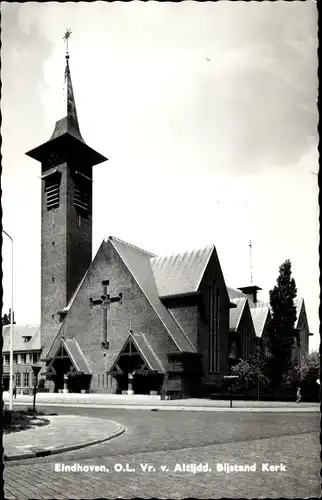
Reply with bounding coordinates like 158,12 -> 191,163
237,285 -> 262,305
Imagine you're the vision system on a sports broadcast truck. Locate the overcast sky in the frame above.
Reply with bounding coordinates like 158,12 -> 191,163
1,1 -> 319,351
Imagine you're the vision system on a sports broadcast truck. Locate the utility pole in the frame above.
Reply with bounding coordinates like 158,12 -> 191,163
249,240 -> 253,284
2,230 -> 14,411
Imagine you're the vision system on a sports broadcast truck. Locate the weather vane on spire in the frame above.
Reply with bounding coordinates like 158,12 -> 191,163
63,28 -> 72,58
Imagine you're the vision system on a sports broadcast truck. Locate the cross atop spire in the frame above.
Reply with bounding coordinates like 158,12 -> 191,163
63,28 -> 72,59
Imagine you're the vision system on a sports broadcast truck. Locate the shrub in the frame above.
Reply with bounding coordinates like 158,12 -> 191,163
231,358 -> 269,393
281,365 -> 300,395
300,351 -> 320,381
3,408 -> 12,425
281,352 -> 320,400
38,378 -> 46,389
299,351 -> 320,402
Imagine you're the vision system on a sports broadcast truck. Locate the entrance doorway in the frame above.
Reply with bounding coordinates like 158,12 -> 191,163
110,336 -> 163,394
46,342 -> 90,393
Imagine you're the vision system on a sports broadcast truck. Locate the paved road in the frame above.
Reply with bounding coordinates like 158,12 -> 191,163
4,406 -> 320,499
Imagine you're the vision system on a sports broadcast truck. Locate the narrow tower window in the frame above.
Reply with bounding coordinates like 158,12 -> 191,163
73,174 -> 91,217
44,172 -> 61,211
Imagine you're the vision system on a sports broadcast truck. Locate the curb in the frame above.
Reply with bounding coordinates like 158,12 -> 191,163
4,424 -> 125,462
5,402 -> 319,412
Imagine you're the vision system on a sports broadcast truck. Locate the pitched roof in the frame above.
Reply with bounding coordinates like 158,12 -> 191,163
151,245 -> 214,297
229,298 -> 247,331
26,56 -> 107,166
49,57 -> 84,143
2,324 -> 41,352
250,306 -> 270,338
227,287 -> 248,300
294,297 -> 304,328
64,339 -> 92,374
130,332 -> 164,372
109,236 -> 195,353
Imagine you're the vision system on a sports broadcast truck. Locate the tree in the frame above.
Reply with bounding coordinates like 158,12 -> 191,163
282,352 -> 320,400
267,259 -> 297,387
2,309 -> 16,325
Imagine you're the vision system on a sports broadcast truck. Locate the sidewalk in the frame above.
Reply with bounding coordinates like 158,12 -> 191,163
3,392 -> 319,412
3,415 -> 125,461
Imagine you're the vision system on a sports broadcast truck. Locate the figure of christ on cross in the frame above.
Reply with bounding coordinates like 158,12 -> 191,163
89,280 -> 122,350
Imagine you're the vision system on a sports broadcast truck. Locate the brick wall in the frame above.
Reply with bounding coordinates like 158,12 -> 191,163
168,303 -> 198,349
60,240 -> 178,392
198,247 -> 230,384
41,164 -> 68,354
41,161 -> 93,357
237,304 -> 257,359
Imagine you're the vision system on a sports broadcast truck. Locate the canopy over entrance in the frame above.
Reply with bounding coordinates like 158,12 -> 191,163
44,338 -> 92,392
108,332 -> 164,394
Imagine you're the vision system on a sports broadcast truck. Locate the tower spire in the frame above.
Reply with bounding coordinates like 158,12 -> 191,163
51,28 -> 82,142
26,29 -> 106,167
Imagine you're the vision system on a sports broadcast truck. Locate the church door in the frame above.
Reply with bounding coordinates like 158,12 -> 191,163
112,338 -> 162,394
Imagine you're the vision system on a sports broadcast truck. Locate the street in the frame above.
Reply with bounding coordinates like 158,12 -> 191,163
4,406 -> 320,498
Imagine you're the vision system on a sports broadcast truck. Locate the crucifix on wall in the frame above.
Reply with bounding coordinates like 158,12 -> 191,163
89,280 -> 122,350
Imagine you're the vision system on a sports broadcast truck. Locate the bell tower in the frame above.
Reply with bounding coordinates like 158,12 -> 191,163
26,30 -> 107,357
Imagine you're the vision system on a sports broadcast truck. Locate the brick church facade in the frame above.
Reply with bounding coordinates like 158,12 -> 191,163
3,48 -> 311,397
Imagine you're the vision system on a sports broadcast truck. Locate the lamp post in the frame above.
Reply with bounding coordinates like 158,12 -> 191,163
223,375 -> 239,408
31,364 -> 41,412
127,371 -> 135,395
2,230 -> 14,411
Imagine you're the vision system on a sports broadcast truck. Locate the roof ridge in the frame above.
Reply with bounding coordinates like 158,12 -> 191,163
107,236 -> 157,257
152,244 -> 215,261
139,332 -> 164,371
111,239 -> 194,352
2,323 -> 40,328
236,298 -> 248,330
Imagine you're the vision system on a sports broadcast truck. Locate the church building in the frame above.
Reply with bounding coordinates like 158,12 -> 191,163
24,45 -> 237,398
3,41 -> 311,398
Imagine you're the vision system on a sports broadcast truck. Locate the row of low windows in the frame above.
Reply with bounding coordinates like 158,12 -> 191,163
97,373 -> 111,389
15,372 -> 31,387
3,353 -> 40,365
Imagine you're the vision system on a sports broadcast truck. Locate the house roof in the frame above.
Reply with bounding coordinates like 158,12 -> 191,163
250,306 -> 270,338
229,298 -> 247,331
110,236 -> 195,353
151,245 -> 214,298
2,324 -> 41,353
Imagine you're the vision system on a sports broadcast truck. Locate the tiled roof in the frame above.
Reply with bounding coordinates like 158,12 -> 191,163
110,237 -> 195,353
229,298 -> 247,331
131,332 -> 164,372
250,307 -> 270,338
294,297 -> 304,328
151,245 -> 214,297
64,339 -> 92,374
227,287 -> 248,300
2,324 -> 41,353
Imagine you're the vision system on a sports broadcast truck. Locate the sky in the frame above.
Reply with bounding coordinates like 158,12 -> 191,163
1,1 -> 319,351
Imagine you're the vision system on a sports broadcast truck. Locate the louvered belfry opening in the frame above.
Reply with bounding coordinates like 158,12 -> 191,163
73,174 -> 91,217
45,172 -> 62,210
